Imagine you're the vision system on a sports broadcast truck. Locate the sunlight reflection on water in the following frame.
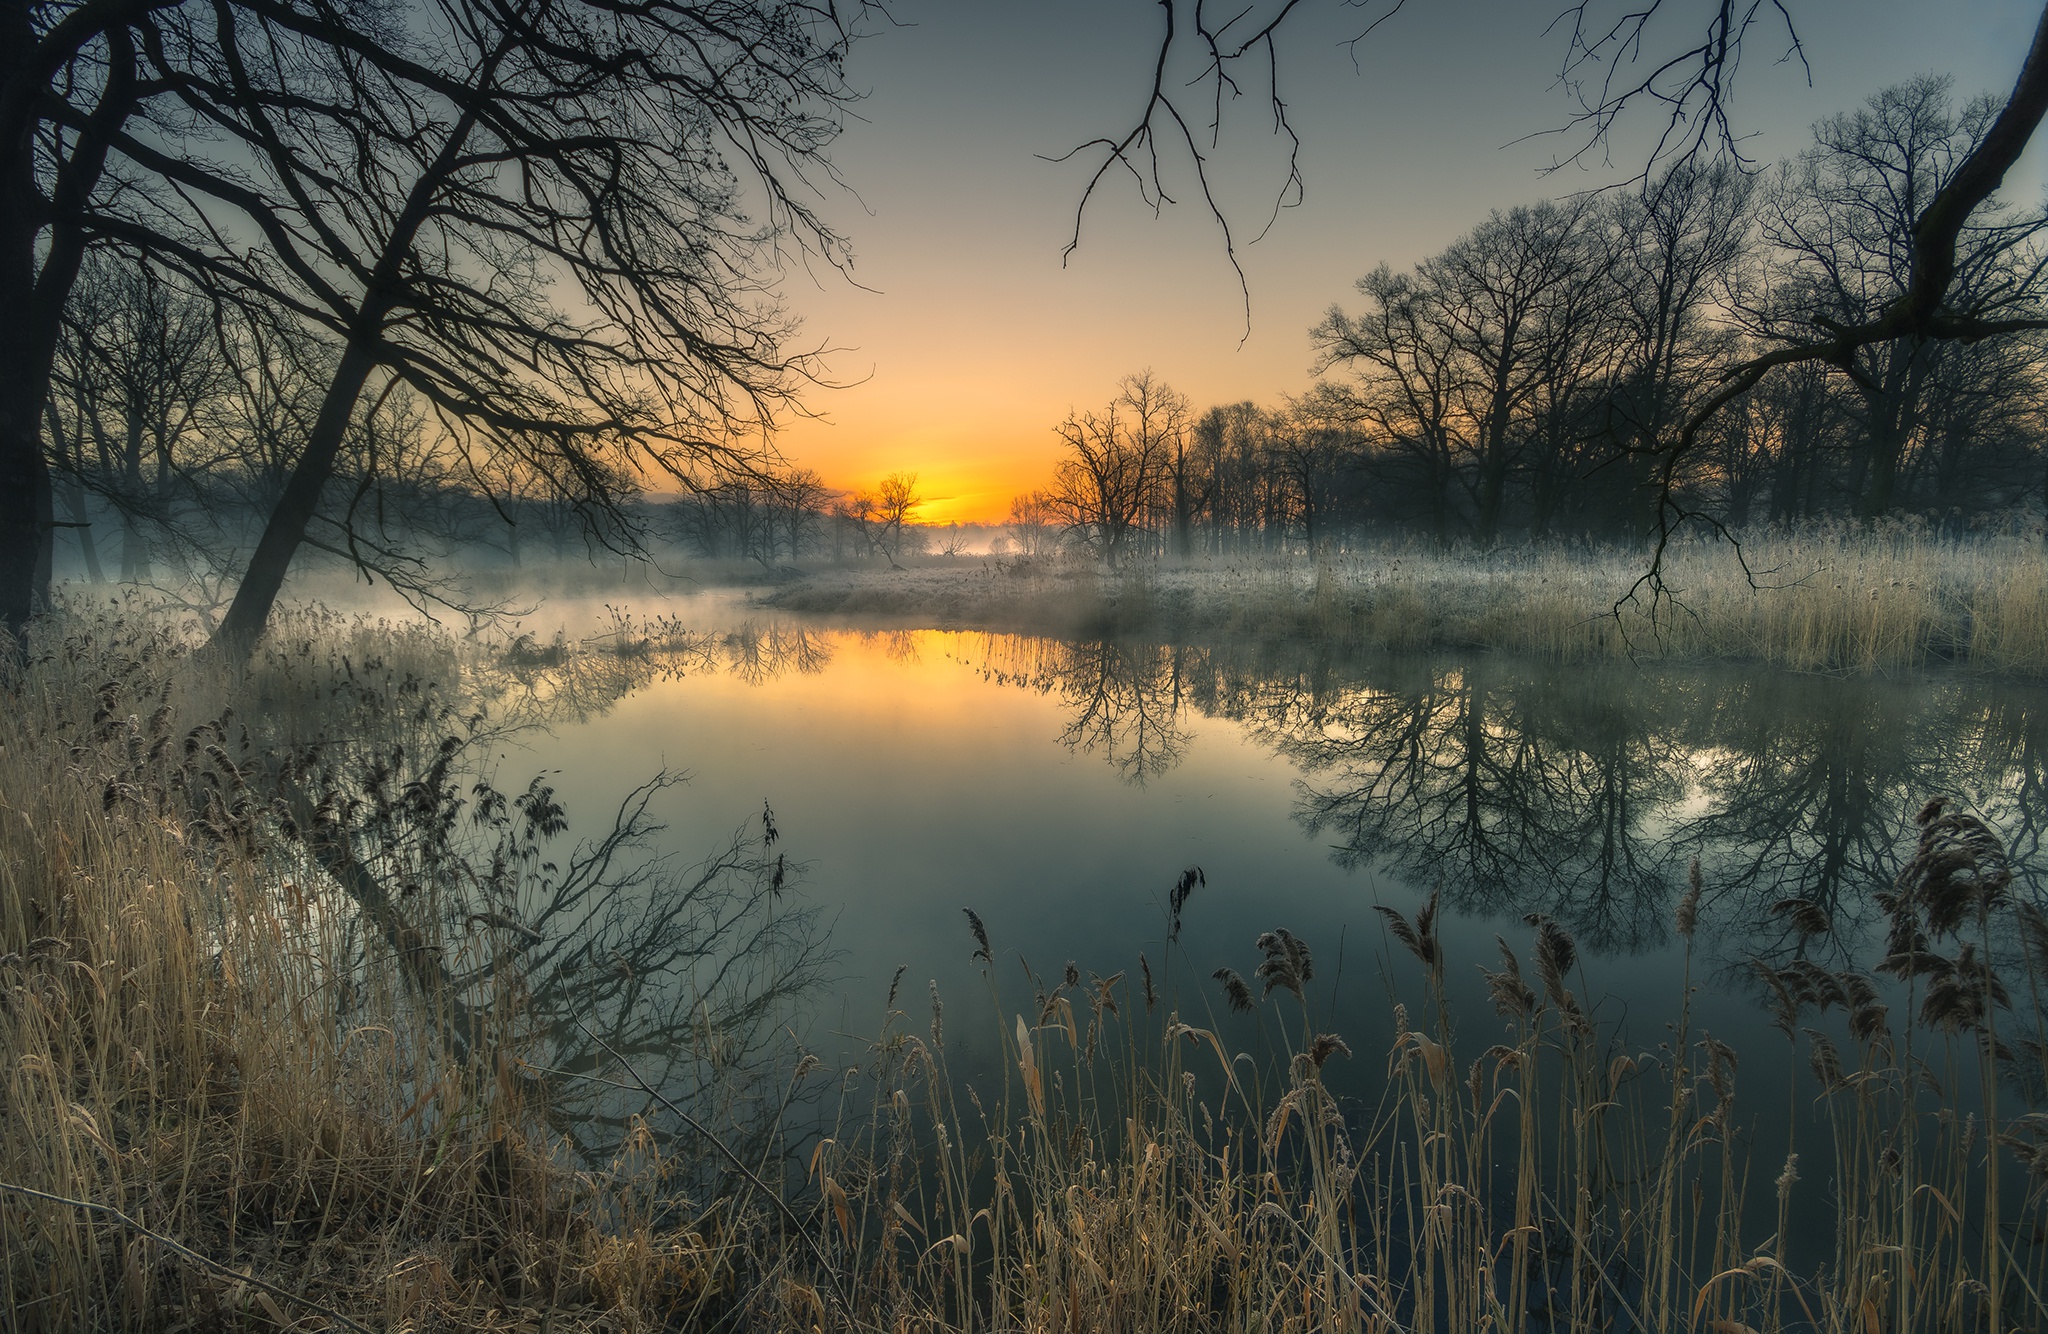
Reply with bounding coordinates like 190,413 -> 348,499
527,598 -> 2046,1112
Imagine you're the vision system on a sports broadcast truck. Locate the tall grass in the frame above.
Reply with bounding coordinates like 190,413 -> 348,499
7,602 -> 2046,1330
0,604 -> 805,1328
768,523 -> 2048,675
803,829 -> 2048,1332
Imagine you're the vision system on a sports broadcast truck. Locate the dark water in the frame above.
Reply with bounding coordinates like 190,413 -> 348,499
475,601 -> 2045,1309
529,603 -> 2047,1099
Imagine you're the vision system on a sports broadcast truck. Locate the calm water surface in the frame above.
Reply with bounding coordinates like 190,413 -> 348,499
524,595 -> 2048,1121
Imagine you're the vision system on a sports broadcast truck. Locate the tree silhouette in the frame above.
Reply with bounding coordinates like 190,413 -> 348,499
2,0 -> 863,646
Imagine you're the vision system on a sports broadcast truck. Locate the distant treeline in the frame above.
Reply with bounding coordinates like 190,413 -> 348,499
1014,77 -> 2048,562
42,251 -> 938,599
43,257 -> 940,600
41,77 -> 2048,607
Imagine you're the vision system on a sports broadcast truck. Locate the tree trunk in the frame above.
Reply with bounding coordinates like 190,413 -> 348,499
120,514 -> 150,582
0,19 -> 136,643
1857,342 -> 1924,523
211,336 -> 381,653
118,408 -> 152,581
0,138 -> 57,633
44,406 -> 106,583
1475,452 -> 1508,546
31,462 -> 53,606
0,367 -> 52,639
63,476 -> 103,583
1859,404 -> 1909,522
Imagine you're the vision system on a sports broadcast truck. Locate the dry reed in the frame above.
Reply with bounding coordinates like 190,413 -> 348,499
0,604 -> 794,1329
769,522 -> 2048,675
8,600 -> 2047,1331
794,832 -> 2048,1332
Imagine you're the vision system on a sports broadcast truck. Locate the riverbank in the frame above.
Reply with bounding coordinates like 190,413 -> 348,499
0,607 -> 800,1329
764,528 -> 2048,675
5,605 -> 2046,1330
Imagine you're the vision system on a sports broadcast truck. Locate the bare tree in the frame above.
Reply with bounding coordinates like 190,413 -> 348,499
1049,372 -> 1184,567
1431,200 -> 1612,545
1592,162 -> 1754,535
1164,407 -> 1216,559
1060,0 -> 1805,329
874,472 -> 924,562
1004,489 -> 1062,559
840,470 -> 922,568
1192,402 -> 1284,553
1269,386 -> 1363,551
46,256 -> 229,583
1051,405 -> 1145,567
1315,201 -> 1612,544
1313,280 -> 1465,543
774,468 -> 832,565
1059,0 -> 2048,581
1748,77 -> 2048,521
0,0 -> 864,647
1624,13 -> 2048,604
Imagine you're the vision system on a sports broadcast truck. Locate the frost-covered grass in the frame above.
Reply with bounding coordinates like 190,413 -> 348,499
765,525 -> 2048,674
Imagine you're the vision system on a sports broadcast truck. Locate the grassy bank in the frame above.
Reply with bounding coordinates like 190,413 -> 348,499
0,606 -> 808,1328
5,606 -> 2047,1330
816,855 -> 2048,1334
765,526 -> 2048,675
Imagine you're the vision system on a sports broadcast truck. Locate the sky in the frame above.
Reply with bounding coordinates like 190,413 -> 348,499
766,0 -> 2047,524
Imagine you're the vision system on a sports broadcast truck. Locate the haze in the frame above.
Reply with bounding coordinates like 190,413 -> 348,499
785,0 -> 2048,522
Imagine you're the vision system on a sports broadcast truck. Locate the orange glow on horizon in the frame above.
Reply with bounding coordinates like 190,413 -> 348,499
816,459 -> 1035,527
774,397 -> 1061,528
685,0 -> 2040,537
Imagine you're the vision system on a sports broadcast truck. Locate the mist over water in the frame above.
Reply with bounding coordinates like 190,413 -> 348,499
520,596 -> 2048,1135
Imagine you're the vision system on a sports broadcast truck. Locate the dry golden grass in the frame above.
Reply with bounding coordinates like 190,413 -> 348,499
8,603 -> 2047,1331
0,607 -> 761,1330
803,836 -> 2048,1333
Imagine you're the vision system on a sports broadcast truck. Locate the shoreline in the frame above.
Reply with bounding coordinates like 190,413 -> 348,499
759,531 -> 2048,677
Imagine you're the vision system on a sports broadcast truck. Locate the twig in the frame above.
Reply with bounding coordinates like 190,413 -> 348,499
0,1179 -> 375,1333
574,1022 -> 855,1313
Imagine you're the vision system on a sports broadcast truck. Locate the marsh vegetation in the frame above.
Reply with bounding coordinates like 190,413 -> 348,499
5,601 -> 2048,1330
771,523 -> 2048,676
9,0 -> 2048,1325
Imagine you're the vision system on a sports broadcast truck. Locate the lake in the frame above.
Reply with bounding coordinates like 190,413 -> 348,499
520,594 -> 2048,1143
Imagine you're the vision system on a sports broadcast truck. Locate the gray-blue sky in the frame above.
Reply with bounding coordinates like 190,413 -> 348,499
773,0 -> 2044,521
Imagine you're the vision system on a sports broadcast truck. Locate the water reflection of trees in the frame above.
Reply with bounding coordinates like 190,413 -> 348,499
975,636 -> 1195,784
974,633 -> 2048,956
476,614 -> 837,725
1269,659 -> 1685,952
1667,675 -> 1945,959
234,614 -> 844,1169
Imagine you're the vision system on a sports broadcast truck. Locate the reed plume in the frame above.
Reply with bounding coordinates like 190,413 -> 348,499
1481,935 -> 1538,1021
1254,929 -> 1309,1001
1168,864 -> 1204,943
1213,966 -> 1255,1013
1770,896 -> 1832,939
1677,856 -> 1702,938
1308,1033 -> 1352,1069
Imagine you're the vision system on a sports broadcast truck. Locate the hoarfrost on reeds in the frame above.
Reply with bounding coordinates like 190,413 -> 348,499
770,523 -> 2048,676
